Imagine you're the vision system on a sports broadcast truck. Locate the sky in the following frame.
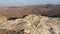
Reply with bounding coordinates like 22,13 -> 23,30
0,0 -> 60,6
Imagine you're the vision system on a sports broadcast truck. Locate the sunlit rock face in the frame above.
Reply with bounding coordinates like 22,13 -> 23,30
0,14 -> 60,34
23,14 -> 60,34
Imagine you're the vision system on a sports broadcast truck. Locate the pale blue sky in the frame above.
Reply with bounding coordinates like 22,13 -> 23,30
0,0 -> 60,6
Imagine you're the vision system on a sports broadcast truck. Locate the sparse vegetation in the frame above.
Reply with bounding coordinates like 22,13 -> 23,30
0,5 -> 60,18
0,5 -> 60,34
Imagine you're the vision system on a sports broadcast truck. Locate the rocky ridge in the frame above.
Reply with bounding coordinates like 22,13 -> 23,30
0,14 -> 60,34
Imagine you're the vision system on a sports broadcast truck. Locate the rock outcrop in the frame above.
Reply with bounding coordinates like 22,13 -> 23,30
0,14 -> 60,34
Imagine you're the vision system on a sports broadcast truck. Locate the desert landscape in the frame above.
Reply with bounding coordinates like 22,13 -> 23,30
0,4 -> 60,34
0,4 -> 60,18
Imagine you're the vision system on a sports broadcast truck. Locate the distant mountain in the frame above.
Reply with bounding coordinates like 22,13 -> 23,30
0,4 -> 60,18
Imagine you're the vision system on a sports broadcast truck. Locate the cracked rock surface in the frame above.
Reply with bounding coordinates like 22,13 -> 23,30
0,14 -> 60,34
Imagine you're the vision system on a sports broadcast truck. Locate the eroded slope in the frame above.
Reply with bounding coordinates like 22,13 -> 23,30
0,14 -> 60,34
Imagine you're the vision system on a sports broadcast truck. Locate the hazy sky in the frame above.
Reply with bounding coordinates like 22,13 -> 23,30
0,0 -> 60,6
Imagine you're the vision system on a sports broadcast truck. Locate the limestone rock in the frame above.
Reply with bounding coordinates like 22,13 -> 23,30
0,14 -> 60,34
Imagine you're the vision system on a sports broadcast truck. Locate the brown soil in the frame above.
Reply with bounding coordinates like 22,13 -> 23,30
0,5 -> 60,18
